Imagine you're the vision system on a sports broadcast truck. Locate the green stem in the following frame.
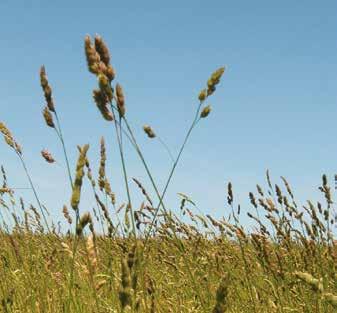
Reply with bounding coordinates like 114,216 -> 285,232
54,111 -> 74,190
157,136 -> 175,163
66,213 -> 80,313
18,154 -> 50,232
111,109 -> 136,237
143,102 -> 203,242
121,103 -> 207,309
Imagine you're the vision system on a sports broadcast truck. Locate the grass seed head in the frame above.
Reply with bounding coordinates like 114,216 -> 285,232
119,258 -> 132,309
86,234 -> 97,272
40,66 -> 55,112
98,137 -> 106,191
98,73 -> 113,101
0,122 -> 22,154
71,144 -> 89,211
76,212 -> 93,235
94,35 -> 110,66
294,271 -> 323,292
227,182 -> 233,205
200,105 -> 211,118
43,107 -> 55,128
143,125 -> 156,138
106,64 -> 116,81
62,205 -> 72,224
198,89 -> 207,101
207,67 -> 225,96
41,149 -> 55,163
92,89 -> 114,121
84,35 -> 101,75
116,83 -> 126,117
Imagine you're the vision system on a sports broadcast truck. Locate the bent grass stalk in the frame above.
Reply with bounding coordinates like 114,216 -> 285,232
143,100 -> 203,242
118,103 -> 209,309
17,154 -> 51,232
0,124 -> 50,232
104,65 -> 225,308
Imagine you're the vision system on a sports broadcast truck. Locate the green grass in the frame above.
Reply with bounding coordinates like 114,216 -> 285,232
0,34 -> 336,313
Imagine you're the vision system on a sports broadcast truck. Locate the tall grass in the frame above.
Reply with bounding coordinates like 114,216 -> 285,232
0,35 -> 336,313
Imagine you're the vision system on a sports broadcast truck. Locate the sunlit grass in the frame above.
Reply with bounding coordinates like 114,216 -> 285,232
0,34 -> 336,313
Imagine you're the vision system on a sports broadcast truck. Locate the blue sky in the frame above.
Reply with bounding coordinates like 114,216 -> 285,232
1,1 -> 336,230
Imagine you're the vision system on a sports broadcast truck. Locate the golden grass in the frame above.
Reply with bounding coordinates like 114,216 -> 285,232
0,34 -> 336,313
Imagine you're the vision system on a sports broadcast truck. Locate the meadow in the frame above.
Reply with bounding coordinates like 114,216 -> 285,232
0,35 -> 336,313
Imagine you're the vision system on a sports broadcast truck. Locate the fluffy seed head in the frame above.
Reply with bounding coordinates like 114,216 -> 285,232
62,205 -> 72,224
94,35 -> 110,66
84,35 -> 101,75
198,89 -> 207,102
40,66 -> 55,112
71,144 -> 89,211
119,258 -> 132,308
115,83 -> 126,117
106,64 -> 116,81
43,107 -> 55,128
76,212 -> 93,235
0,122 -> 22,155
92,89 -> 114,121
41,149 -> 55,163
86,234 -> 97,271
207,67 -> 225,96
98,73 -> 113,101
143,125 -> 156,138
200,105 -> 211,118
294,271 -> 323,292
0,122 -> 15,149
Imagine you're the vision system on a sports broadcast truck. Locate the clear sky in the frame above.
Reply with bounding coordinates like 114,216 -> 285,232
1,1 -> 336,230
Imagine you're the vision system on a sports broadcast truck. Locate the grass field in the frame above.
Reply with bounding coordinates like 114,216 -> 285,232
0,35 -> 336,313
